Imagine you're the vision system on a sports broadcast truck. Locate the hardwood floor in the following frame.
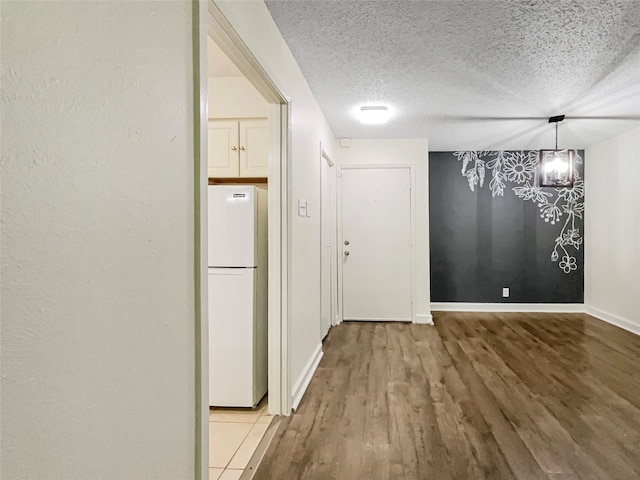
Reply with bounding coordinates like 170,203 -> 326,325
254,313 -> 640,480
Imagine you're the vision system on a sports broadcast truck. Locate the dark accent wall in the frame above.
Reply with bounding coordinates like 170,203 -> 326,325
429,151 -> 584,303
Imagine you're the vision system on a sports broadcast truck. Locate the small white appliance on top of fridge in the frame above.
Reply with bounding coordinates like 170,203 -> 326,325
208,185 -> 268,407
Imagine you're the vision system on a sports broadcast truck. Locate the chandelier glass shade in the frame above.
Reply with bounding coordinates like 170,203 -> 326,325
538,116 -> 574,188
538,149 -> 574,187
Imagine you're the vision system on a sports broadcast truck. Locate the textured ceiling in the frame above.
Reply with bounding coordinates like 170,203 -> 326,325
264,0 -> 640,150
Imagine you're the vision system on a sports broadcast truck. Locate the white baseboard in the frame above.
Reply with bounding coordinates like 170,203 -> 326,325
291,342 -> 323,411
430,302 -> 585,313
344,317 -> 412,322
415,313 -> 434,325
585,305 -> 640,336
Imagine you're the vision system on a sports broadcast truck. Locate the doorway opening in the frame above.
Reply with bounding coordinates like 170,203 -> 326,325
319,145 -> 337,338
197,1 -> 292,477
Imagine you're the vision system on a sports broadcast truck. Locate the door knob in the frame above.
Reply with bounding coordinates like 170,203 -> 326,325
239,146 -> 246,151
344,251 -> 350,256
231,146 -> 237,151
344,240 -> 350,246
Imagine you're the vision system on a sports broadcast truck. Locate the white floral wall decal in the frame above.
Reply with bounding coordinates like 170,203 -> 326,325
454,150 -> 584,274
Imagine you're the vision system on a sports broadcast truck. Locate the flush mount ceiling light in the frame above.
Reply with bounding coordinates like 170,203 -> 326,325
538,115 -> 574,188
358,105 -> 390,124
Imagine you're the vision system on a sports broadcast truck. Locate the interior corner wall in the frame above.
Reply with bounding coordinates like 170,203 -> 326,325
337,139 -> 431,321
585,127 -> 640,333
213,1 -> 337,399
1,2 -> 197,478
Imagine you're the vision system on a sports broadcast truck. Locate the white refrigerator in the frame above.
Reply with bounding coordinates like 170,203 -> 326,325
208,185 -> 268,407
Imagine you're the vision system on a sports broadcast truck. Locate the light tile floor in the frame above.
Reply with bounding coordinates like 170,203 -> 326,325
209,397 -> 273,480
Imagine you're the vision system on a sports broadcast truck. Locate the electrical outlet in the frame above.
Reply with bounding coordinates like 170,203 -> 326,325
502,287 -> 510,298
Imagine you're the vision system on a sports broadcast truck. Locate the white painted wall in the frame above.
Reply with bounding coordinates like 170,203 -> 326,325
1,2 -> 198,478
338,139 -> 432,324
585,126 -> 640,334
208,76 -> 269,118
214,1 -> 337,402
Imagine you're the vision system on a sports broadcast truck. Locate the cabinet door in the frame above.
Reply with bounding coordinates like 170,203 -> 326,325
238,119 -> 269,178
208,120 -> 239,178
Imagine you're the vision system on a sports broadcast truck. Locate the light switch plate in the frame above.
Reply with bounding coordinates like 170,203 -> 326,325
298,199 -> 307,217
305,201 -> 311,217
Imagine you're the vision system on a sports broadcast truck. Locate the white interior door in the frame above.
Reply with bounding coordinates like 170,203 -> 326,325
341,167 -> 412,321
320,153 -> 333,338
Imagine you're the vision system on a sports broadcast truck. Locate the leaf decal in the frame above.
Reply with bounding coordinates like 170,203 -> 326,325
478,160 -> 485,187
489,171 -> 505,196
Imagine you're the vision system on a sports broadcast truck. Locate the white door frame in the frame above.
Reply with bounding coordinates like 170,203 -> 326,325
195,5 -> 209,479
207,0 -> 291,415
337,165 -> 417,324
199,3 -> 293,477
319,144 -> 337,332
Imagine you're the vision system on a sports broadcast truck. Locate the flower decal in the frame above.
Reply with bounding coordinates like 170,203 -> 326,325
455,150 -> 584,274
502,152 -> 536,183
557,177 -> 584,203
563,201 -> 584,219
559,255 -> 577,273
562,229 -> 583,249
540,203 -> 562,225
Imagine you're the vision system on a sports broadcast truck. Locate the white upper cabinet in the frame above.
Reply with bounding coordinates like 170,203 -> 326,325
208,119 -> 268,178
208,120 -> 239,178
239,119 -> 269,177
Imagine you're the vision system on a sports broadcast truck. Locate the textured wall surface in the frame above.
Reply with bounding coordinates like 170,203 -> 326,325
1,2 -> 197,478
585,127 -> 640,332
430,151 -> 585,303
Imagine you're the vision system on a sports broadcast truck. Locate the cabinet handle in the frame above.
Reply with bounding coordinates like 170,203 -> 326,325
231,146 -> 237,151
239,146 -> 246,151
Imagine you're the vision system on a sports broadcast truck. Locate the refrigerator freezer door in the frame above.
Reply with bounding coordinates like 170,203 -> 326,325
208,186 -> 257,267
209,268 -> 255,407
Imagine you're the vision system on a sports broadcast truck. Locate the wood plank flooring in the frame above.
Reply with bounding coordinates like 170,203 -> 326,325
253,312 -> 640,480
